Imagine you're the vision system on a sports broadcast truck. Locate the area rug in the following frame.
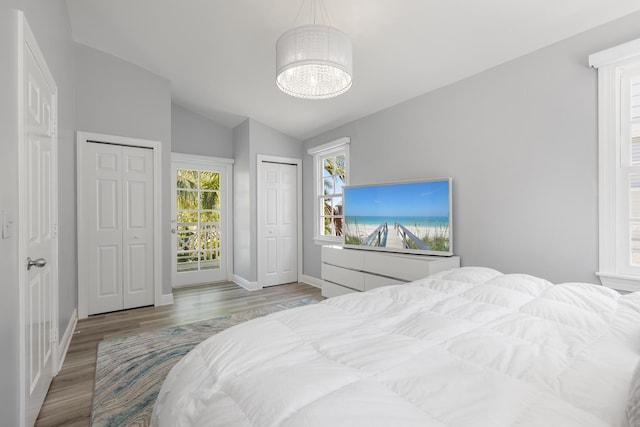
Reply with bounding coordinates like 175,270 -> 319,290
91,298 -> 318,427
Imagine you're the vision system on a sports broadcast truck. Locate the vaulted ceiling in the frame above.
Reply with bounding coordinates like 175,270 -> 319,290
65,0 -> 640,140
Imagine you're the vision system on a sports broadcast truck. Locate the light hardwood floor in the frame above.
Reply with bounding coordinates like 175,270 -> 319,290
35,281 -> 322,427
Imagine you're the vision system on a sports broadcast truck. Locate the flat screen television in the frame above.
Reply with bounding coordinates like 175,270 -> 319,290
342,178 -> 452,256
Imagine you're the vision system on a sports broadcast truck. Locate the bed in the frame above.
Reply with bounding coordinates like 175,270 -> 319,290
151,267 -> 640,426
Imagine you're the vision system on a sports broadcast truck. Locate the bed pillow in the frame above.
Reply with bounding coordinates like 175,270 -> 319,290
628,361 -> 640,427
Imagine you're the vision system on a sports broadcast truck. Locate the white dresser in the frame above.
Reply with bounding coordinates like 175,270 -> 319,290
321,245 -> 461,298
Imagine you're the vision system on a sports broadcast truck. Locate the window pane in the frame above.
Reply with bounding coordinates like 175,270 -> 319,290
200,250 -> 220,270
200,191 -> 220,210
631,175 -> 640,219
632,222 -> 640,266
199,230 -> 219,250
200,171 -> 220,190
200,211 -> 221,223
177,169 -> 198,189
333,197 -> 343,216
177,211 -> 197,224
323,158 -> 334,176
322,216 -> 333,236
177,251 -> 199,272
177,190 -> 198,210
177,231 -> 195,251
322,198 -> 333,215
632,79 -> 640,121
633,136 -> 640,165
323,177 -> 334,195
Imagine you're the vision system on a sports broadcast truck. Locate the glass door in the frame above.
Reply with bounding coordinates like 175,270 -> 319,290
172,160 -> 227,286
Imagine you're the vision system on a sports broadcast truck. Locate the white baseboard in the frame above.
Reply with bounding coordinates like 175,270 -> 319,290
233,274 -> 261,291
159,293 -> 174,305
300,274 -> 322,289
57,308 -> 77,373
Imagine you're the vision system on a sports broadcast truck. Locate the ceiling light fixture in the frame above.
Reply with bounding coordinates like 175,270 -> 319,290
276,0 -> 353,100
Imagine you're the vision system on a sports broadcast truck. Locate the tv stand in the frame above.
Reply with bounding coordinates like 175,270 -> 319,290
321,246 -> 460,298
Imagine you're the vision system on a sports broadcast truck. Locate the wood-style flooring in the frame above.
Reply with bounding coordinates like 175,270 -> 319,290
35,281 -> 322,427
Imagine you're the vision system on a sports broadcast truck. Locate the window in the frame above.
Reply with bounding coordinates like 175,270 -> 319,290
308,137 -> 350,243
590,39 -> 640,291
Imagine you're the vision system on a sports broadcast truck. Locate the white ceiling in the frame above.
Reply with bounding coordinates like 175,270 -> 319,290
65,0 -> 640,140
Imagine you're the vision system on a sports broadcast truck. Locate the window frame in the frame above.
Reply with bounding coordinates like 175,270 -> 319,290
308,137 -> 350,244
590,38 -> 640,291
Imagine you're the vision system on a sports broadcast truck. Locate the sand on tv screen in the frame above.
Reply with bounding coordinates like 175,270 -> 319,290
342,178 -> 452,256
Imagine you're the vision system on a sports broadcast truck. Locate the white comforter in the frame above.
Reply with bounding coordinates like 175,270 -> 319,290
152,267 -> 640,427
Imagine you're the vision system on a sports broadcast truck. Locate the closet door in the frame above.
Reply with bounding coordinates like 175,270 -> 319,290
259,161 -> 298,287
122,146 -> 154,309
85,143 -> 124,314
84,142 -> 153,315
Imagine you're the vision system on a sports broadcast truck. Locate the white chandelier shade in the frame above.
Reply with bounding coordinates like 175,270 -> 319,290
276,24 -> 353,99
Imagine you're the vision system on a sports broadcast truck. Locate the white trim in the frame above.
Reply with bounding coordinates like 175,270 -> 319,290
596,64 -> 619,277
76,131 -> 163,319
56,309 -> 77,374
256,154 -> 303,287
300,274 -> 322,289
170,152 -> 234,287
171,152 -> 234,165
18,12 -> 59,427
233,274 -> 261,291
589,37 -> 640,68
309,138 -> 350,243
307,136 -> 350,155
592,39 -> 640,286
597,272 -> 640,292
159,293 -> 174,305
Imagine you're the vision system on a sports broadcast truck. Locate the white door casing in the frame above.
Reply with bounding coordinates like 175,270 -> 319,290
257,156 -> 301,287
82,143 -> 154,315
18,12 -> 59,427
77,132 -> 163,319
171,153 -> 233,288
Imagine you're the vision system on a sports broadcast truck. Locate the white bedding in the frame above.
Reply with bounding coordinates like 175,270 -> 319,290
151,267 -> 640,426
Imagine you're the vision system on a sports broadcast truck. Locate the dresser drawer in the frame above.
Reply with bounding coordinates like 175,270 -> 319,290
322,263 -> 365,291
364,273 -> 405,291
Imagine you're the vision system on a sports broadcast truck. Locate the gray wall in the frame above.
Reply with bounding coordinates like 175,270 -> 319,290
75,43 -> 173,295
233,118 -> 301,283
0,1 -> 75,426
303,11 -> 640,285
171,103 -> 233,158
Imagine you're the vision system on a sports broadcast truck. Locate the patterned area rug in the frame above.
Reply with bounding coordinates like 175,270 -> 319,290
91,298 -> 318,427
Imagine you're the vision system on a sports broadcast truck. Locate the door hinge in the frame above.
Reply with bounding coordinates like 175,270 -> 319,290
52,222 -> 57,238
49,119 -> 57,136
52,328 -> 58,343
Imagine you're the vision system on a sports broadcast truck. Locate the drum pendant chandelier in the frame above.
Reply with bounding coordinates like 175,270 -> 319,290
276,0 -> 353,99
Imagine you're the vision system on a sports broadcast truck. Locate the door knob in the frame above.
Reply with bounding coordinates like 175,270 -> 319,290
27,257 -> 47,270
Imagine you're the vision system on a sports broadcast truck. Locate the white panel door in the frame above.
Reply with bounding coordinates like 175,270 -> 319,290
21,16 -> 58,427
84,143 -> 154,315
85,143 -> 123,314
260,162 -> 297,287
122,147 -> 154,309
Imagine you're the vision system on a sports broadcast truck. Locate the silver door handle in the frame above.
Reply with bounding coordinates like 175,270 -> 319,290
27,257 -> 47,270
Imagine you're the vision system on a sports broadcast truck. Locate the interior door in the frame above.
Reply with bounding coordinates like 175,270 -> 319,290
21,15 -> 58,427
83,142 -> 154,315
172,162 -> 227,286
122,147 -> 154,309
260,161 -> 298,287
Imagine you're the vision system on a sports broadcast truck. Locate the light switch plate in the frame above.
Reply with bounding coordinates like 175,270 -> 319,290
2,210 -> 14,239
